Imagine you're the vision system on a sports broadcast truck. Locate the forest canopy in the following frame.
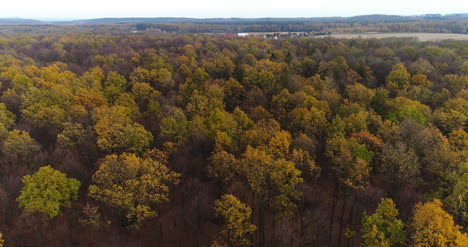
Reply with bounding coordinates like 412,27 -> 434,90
0,31 -> 466,247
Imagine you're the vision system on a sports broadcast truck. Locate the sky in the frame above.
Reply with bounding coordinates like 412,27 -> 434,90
0,0 -> 467,19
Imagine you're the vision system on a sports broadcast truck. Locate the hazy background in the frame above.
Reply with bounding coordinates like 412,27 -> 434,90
1,0 -> 467,19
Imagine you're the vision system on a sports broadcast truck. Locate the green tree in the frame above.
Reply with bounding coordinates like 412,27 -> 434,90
159,106 -> 189,143
89,153 -> 180,227
214,194 -> 256,247
17,165 -> 80,218
386,97 -> 431,125
386,63 -> 411,93
0,103 -> 15,129
361,198 -> 406,246
445,173 -> 468,226
103,71 -> 127,102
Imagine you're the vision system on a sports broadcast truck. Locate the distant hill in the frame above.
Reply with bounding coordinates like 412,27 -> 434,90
0,18 -> 44,25
69,14 -> 468,24
1,14 -> 468,26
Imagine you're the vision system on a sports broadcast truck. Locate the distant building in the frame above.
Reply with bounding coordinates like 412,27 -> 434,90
237,33 -> 249,37
224,33 -> 236,38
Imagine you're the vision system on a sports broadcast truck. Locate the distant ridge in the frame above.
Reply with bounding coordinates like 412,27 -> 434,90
72,14 -> 468,24
1,14 -> 468,25
0,18 -> 44,25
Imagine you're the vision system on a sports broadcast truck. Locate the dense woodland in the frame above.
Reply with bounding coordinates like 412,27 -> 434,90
0,32 -> 466,247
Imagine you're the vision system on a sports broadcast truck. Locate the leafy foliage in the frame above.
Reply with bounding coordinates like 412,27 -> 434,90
17,166 -> 80,218
214,194 -> 256,247
88,153 -> 180,227
361,198 -> 405,246
411,199 -> 468,247
2,129 -> 40,164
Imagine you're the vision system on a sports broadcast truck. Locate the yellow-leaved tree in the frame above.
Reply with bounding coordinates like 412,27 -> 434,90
214,194 -> 256,247
88,153 -> 180,227
411,199 -> 468,246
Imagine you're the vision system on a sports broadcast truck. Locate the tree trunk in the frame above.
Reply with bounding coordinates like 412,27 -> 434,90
346,193 -> 355,247
337,187 -> 347,247
328,180 -> 339,243
259,204 -> 265,247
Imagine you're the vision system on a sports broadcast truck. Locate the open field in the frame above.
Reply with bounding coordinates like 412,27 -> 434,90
316,32 -> 468,41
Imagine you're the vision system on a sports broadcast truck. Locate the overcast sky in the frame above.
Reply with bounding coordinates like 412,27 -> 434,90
1,0 -> 467,19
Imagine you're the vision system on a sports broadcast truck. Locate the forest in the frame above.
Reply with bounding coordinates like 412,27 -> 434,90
0,31 -> 466,247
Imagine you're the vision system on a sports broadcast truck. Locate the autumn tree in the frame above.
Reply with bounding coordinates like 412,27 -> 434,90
346,82 -> 375,107
209,150 -> 239,186
379,142 -> 420,184
240,145 -> 303,246
17,165 -> 80,218
2,129 -> 41,165
93,106 -> 153,154
411,199 -> 468,246
214,194 -> 256,247
361,198 -> 406,246
325,134 -> 372,189
88,153 -> 180,227
0,103 -> 15,130
386,63 -> 411,93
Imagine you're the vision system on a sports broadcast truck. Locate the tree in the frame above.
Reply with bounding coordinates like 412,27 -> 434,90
325,135 -> 372,188
288,107 -> 328,137
95,121 -> 153,154
386,97 -> 431,125
103,71 -> 127,102
239,145 -> 303,246
361,198 -> 406,246
0,233 -> 3,247
346,83 -> 375,107
89,153 -> 180,227
448,129 -> 468,151
17,166 -> 80,218
2,129 -> 41,165
241,146 -> 303,217
445,173 -> 468,226
0,103 -> 15,129
209,150 -> 239,185
94,106 -> 153,154
155,68 -> 175,89
160,106 -> 189,143
214,194 -> 256,247
411,199 -> 468,246
380,142 -> 420,183
433,108 -> 466,134
386,63 -> 411,93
